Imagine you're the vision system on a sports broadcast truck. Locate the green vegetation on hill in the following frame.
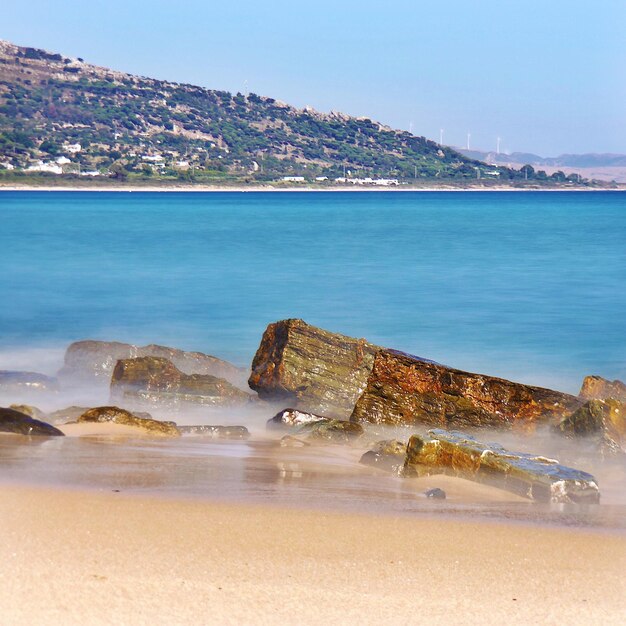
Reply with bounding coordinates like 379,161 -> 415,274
0,40 -> 593,186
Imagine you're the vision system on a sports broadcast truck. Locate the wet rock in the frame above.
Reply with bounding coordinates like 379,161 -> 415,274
249,319 -> 380,419
178,425 -> 250,439
359,439 -> 406,472
424,488 -> 446,499
0,407 -> 64,436
110,356 -> 252,409
0,370 -> 58,393
48,406 -> 90,424
299,419 -> 364,444
553,399 -> 625,455
77,406 -> 180,437
579,375 -> 626,403
267,408 -> 331,429
279,435 -> 310,447
9,404 -> 48,420
351,349 -> 582,431
58,340 -> 248,389
403,429 -> 600,504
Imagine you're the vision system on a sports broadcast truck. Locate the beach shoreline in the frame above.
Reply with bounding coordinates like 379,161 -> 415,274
1,482 -> 624,625
0,183 -> 623,193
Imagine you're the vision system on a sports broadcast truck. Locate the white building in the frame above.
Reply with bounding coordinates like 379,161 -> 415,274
282,176 -> 305,182
63,143 -> 82,154
26,161 -> 63,175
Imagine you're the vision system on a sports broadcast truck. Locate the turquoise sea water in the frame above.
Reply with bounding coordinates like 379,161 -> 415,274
1,190 -> 624,394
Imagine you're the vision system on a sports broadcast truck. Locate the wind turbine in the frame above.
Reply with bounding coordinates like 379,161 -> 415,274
439,129 -> 444,145
496,137 -> 501,154
467,132 -> 471,150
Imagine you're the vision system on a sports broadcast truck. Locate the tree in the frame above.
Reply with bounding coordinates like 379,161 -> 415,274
109,161 -> 129,180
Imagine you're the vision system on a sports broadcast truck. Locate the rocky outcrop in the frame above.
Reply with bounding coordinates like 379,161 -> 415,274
403,429 -> 600,503
0,370 -> 58,392
178,425 -> 250,439
110,357 -> 252,408
249,319 -> 380,418
351,349 -> 581,430
77,406 -> 180,436
359,439 -> 406,472
58,340 -> 248,388
579,375 -> 626,403
0,407 -> 64,436
553,399 -> 625,455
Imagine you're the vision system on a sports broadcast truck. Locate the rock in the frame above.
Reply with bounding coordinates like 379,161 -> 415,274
279,435 -> 310,447
403,429 -> 600,504
351,349 -> 582,430
9,404 -> 48,420
424,488 -> 446,499
0,370 -> 58,392
0,407 -> 64,436
77,406 -> 180,437
178,425 -> 250,439
579,375 -> 626,403
249,319 -> 381,419
298,419 -> 364,443
267,408 -> 331,429
58,340 -> 248,389
553,399 -> 625,455
48,406 -> 90,424
110,357 -> 252,409
359,439 -> 406,472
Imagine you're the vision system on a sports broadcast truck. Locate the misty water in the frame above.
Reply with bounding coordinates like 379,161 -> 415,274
1,190 -> 625,528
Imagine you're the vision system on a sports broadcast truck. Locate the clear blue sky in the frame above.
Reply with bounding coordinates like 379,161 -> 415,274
2,0 -> 624,155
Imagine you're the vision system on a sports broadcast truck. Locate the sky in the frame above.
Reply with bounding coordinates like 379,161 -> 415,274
2,0 -> 624,155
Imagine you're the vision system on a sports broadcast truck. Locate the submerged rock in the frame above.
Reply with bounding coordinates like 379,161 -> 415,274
359,439 -> 406,472
178,425 -> 250,439
279,435 -> 310,447
58,340 -> 248,389
9,404 -> 48,420
403,429 -> 600,504
351,349 -> 581,430
110,356 -> 252,409
298,419 -> 364,443
0,370 -> 58,393
0,407 -> 64,436
424,488 -> 446,499
267,408 -> 331,429
249,319 -> 380,419
579,375 -> 626,403
48,406 -> 90,424
553,399 -> 625,456
77,406 -> 180,437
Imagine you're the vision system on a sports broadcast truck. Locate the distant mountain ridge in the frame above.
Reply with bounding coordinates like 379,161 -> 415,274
457,148 -> 626,169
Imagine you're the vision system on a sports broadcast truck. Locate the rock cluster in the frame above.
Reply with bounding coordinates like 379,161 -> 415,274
0,407 -> 64,436
110,356 -> 252,409
77,406 -> 180,437
59,340 -> 248,389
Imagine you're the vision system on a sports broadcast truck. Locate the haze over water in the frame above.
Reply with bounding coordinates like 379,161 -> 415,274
1,190 -> 625,394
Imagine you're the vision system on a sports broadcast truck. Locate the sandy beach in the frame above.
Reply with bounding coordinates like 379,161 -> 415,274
1,483 -> 624,625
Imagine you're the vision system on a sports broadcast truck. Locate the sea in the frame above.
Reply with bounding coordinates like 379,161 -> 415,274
1,190 -> 625,527
1,190 -> 624,392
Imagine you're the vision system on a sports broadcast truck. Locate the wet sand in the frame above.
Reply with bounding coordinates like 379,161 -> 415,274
1,483 -> 624,625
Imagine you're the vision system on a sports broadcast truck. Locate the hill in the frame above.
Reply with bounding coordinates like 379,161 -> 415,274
0,40 -> 593,186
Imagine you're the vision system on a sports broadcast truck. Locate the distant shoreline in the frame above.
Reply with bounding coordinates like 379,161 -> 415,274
1,183 -> 623,193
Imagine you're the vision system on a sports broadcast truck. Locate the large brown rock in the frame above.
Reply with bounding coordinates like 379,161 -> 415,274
0,407 -> 64,436
248,319 -> 380,418
110,356 -> 252,408
351,349 -> 582,430
58,340 -> 248,389
77,406 -> 180,437
579,375 -> 626,403
403,429 -> 600,504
